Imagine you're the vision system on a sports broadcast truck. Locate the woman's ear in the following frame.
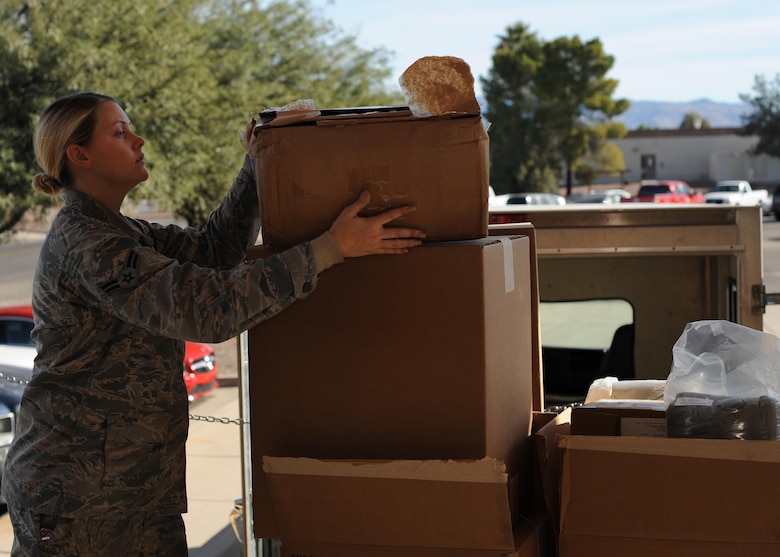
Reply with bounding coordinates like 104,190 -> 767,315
66,144 -> 91,169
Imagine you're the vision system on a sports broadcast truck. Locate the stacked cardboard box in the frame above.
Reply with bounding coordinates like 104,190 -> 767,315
250,107 -> 489,248
246,106 -> 546,555
536,408 -> 780,556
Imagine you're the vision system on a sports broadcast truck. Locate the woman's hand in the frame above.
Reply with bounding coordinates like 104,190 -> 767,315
329,191 -> 426,257
238,117 -> 258,154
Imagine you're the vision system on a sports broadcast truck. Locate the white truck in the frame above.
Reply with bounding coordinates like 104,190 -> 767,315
704,179 -> 771,214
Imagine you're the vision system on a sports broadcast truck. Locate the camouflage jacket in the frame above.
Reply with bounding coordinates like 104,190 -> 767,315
2,158 -> 338,518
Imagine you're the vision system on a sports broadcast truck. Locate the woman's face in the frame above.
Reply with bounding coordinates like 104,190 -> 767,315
82,101 -> 148,191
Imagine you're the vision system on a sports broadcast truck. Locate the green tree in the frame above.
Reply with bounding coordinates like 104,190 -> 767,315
679,111 -> 711,129
572,121 -> 627,186
740,73 -> 780,158
205,0 -> 401,109
482,24 -> 555,194
0,4 -> 63,236
482,22 -> 628,195
0,0 -> 399,234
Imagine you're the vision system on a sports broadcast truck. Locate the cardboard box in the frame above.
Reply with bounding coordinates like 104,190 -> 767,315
265,457 -> 526,552
490,223 -> 544,413
570,400 -> 666,437
277,504 -> 549,557
533,407 -> 572,552
248,236 -> 537,546
249,108 -> 489,248
557,431 -> 780,556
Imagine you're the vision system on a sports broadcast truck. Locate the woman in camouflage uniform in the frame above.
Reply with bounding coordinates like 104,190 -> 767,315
1,92 -> 425,556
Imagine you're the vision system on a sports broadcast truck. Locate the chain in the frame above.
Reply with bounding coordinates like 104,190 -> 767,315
188,413 -> 248,426
0,372 -> 247,425
544,401 -> 584,413
0,372 -> 29,386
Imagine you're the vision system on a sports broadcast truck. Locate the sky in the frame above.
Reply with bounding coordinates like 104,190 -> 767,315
308,0 -> 780,104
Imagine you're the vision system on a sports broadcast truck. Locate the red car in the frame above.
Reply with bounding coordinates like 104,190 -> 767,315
623,180 -> 706,204
0,304 -> 218,402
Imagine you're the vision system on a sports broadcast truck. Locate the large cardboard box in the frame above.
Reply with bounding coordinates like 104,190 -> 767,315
554,425 -> 780,556
265,458 -> 549,556
277,503 -> 549,557
247,236 -> 537,548
249,108 -> 489,248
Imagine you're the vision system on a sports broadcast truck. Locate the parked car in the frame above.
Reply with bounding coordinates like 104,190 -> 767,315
623,180 -> 705,203
574,189 -> 630,204
0,344 -> 35,506
773,186 -> 780,220
601,188 -> 633,200
490,192 -> 566,206
704,180 -> 772,215
0,305 -> 219,402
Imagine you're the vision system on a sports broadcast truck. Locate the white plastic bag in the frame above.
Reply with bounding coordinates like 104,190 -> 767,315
664,320 -> 780,405
664,320 -> 780,439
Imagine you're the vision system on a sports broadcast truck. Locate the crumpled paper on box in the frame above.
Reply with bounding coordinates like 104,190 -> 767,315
257,98 -> 321,127
399,55 -> 481,117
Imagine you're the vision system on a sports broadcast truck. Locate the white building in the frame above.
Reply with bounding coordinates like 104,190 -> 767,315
611,127 -> 780,188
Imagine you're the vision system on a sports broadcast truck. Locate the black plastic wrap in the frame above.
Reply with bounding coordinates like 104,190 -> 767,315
667,392 -> 778,440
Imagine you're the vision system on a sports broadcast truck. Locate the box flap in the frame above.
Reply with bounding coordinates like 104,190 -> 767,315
259,105 -> 410,125
256,105 -> 476,128
263,456 -> 508,482
534,407 -> 571,538
263,456 -> 516,550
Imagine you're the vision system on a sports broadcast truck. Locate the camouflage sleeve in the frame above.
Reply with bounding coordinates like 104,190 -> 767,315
57,226 -> 321,343
138,155 -> 261,269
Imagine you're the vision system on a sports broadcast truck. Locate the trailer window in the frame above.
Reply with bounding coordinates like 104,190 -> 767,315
540,299 -> 635,405
541,299 -> 633,350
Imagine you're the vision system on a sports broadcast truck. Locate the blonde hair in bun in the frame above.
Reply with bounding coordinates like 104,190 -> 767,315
32,92 -> 117,196
31,173 -> 64,196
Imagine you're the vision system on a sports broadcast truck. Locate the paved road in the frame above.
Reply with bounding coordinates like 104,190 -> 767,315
762,215 -> 780,292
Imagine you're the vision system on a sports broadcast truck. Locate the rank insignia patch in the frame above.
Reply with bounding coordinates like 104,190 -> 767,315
102,252 -> 140,294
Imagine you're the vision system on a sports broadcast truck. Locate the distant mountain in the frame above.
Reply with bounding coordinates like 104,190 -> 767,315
615,99 -> 751,130
477,97 -> 752,131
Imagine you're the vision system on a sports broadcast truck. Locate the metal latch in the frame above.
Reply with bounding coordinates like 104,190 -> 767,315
752,284 -> 780,314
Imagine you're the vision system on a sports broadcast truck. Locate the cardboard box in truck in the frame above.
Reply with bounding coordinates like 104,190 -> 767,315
248,107 -> 489,248
535,409 -> 780,556
570,400 -> 667,437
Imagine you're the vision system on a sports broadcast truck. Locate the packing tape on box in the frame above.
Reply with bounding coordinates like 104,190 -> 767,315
498,237 -> 515,293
